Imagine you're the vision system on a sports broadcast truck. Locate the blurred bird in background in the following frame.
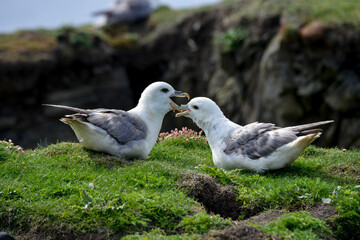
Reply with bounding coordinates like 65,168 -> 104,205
93,0 -> 153,27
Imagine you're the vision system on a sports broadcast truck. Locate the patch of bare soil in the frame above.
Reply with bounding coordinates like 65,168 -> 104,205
329,164 -> 360,182
208,204 -> 338,240
177,173 -> 242,219
208,210 -> 284,240
308,203 -> 338,239
209,224 -> 276,240
308,203 -> 338,221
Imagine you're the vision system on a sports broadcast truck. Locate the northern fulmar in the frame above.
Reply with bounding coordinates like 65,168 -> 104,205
45,82 -> 189,159
176,97 -> 333,172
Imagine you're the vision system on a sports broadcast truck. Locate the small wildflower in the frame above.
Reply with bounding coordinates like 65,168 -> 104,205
158,127 -> 208,145
1,139 -> 24,155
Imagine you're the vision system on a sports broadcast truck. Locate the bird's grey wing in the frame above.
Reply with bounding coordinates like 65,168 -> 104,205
44,104 -> 147,144
85,110 -> 148,145
223,122 -> 296,159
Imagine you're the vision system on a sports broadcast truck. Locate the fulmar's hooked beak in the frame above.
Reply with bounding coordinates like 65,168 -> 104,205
170,91 -> 190,100
169,91 -> 190,112
175,104 -> 191,117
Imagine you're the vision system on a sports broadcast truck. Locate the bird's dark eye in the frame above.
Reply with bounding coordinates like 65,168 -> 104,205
193,105 -> 199,110
161,88 -> 169,93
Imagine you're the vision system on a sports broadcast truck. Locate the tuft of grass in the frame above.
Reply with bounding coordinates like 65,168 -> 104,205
259,211 -> 332,239
217,27 -> 249,52
177,210 -> 231,234
1,134 -> 360,239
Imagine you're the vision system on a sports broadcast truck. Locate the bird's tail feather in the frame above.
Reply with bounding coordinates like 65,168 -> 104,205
287,120 -> 333,136
43,104 -> 88,113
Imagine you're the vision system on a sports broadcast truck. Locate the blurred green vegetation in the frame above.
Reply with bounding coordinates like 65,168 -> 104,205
223,0 -> 360,26
217,27 -> 249,52
0,0 -> 359,62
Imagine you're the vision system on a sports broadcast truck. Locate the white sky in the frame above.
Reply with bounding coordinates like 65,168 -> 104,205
0,0 -> 221,33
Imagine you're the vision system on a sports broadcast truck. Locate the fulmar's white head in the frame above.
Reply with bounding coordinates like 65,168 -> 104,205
136,81 -> 190,115
175,97 -> 226,129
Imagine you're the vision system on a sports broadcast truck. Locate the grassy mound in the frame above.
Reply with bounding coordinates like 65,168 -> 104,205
0,130 -> 359,239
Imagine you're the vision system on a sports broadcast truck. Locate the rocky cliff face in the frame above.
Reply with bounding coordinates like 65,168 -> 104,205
1,2 -> 360,148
